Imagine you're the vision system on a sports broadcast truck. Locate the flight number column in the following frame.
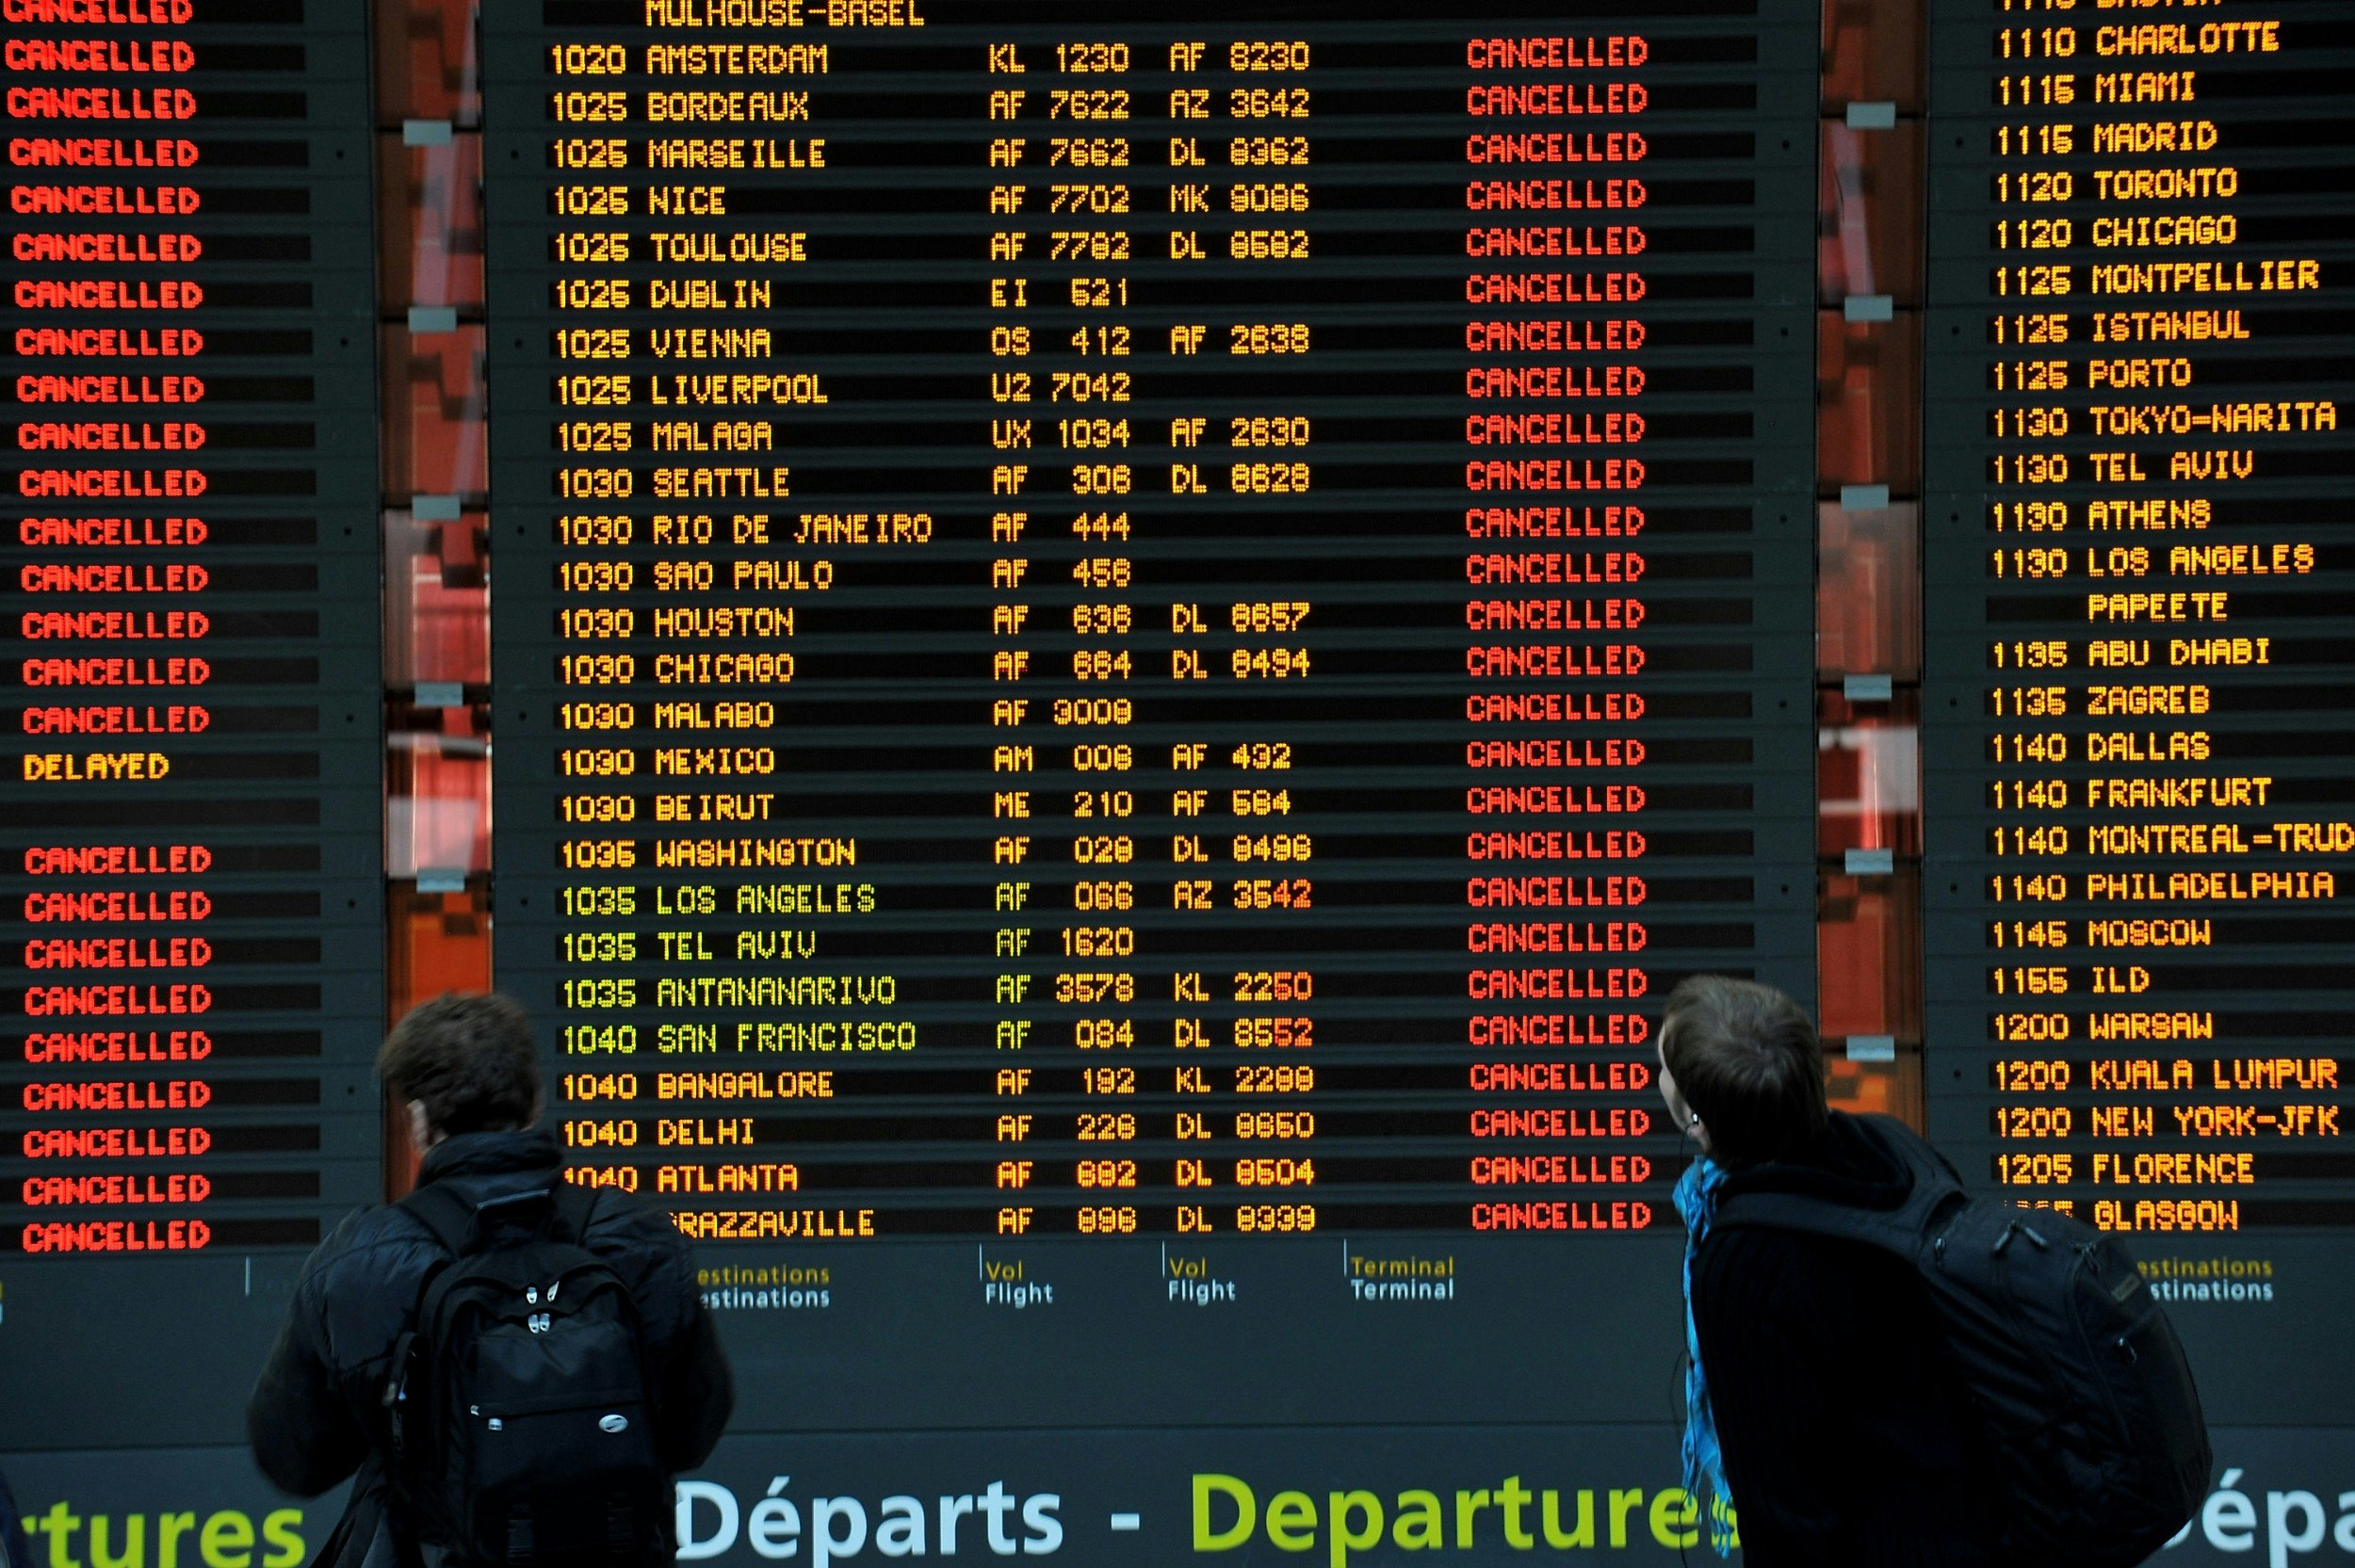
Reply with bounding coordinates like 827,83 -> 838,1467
1163,37 -> 1324,1240
1215,38 -> 1323,1239
985,36 -> 1151,1238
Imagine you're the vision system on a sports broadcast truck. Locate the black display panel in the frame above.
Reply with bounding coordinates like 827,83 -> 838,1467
1923,0 -> 2355,1425
0,0 -> 382,1449
485,0 -> 1817,1454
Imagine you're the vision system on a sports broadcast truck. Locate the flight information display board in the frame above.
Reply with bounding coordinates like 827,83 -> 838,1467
0,0 -> 382,1448
2,4 -> 2355,1561
486,0 -> 1815,1260
1924,5 -> 2355,1237
482,0 -> 1819,1472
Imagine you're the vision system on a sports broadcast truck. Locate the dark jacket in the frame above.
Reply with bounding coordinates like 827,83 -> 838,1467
248,1128 -> 733,1564
1691,1112 -> 1996,1568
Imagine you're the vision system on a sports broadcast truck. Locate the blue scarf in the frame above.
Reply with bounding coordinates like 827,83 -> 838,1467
1674,1155 -> 1740,1556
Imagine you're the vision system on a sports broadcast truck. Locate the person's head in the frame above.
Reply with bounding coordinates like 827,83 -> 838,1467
377,992 -> 543,1151
1656,975 -> 1827,1170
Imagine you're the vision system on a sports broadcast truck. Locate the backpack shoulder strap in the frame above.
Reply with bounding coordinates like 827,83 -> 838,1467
400,1177 -> 595,1261
396,1181 -> 481,1258
549,1180 -> 600,1247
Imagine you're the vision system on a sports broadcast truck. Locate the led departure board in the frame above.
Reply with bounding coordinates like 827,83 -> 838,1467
0,0 -> 382,1447
477,4 -> 1822,1503
486,0 -> 1815,1261
0,4 -> 2352,1564
1925,4 -> 2355,1237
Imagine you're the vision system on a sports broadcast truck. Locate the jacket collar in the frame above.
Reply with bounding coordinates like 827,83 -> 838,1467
416,1125 -> 563,1187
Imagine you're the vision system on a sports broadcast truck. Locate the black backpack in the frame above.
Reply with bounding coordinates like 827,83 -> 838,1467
382,1182 -> 671,1565
1713,1117 -> 2212,1565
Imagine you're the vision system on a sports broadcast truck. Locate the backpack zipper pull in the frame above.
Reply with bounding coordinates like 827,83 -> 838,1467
2020,1223 -> 2051,1251
1991,1221 -> 2019,1256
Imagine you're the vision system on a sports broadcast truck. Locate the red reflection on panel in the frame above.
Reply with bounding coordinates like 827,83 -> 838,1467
1817,500 -> 1921,680
378,134 -> 485,311
383,508 -> 489,688
1819,122 -> 1923,307
386,703 -> 492,878
1817,688 -> 1919,860
374,0 -> 481,125
1819,869 -> 1921,1042
1826,1053 -> 1924,1123
383,886 -> 493,1199
1821,0 -> 1924,112
1817,314 -> 1921,493
1821,874 -> 1922,1123
382,326 -> 487,499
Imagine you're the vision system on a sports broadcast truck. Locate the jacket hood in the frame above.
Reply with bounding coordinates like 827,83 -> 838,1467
1719,1109 -> 1916,1212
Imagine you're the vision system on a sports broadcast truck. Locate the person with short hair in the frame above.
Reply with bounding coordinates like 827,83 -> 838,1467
1661,975 -> 1994,1566
248,993 -> 733,1566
